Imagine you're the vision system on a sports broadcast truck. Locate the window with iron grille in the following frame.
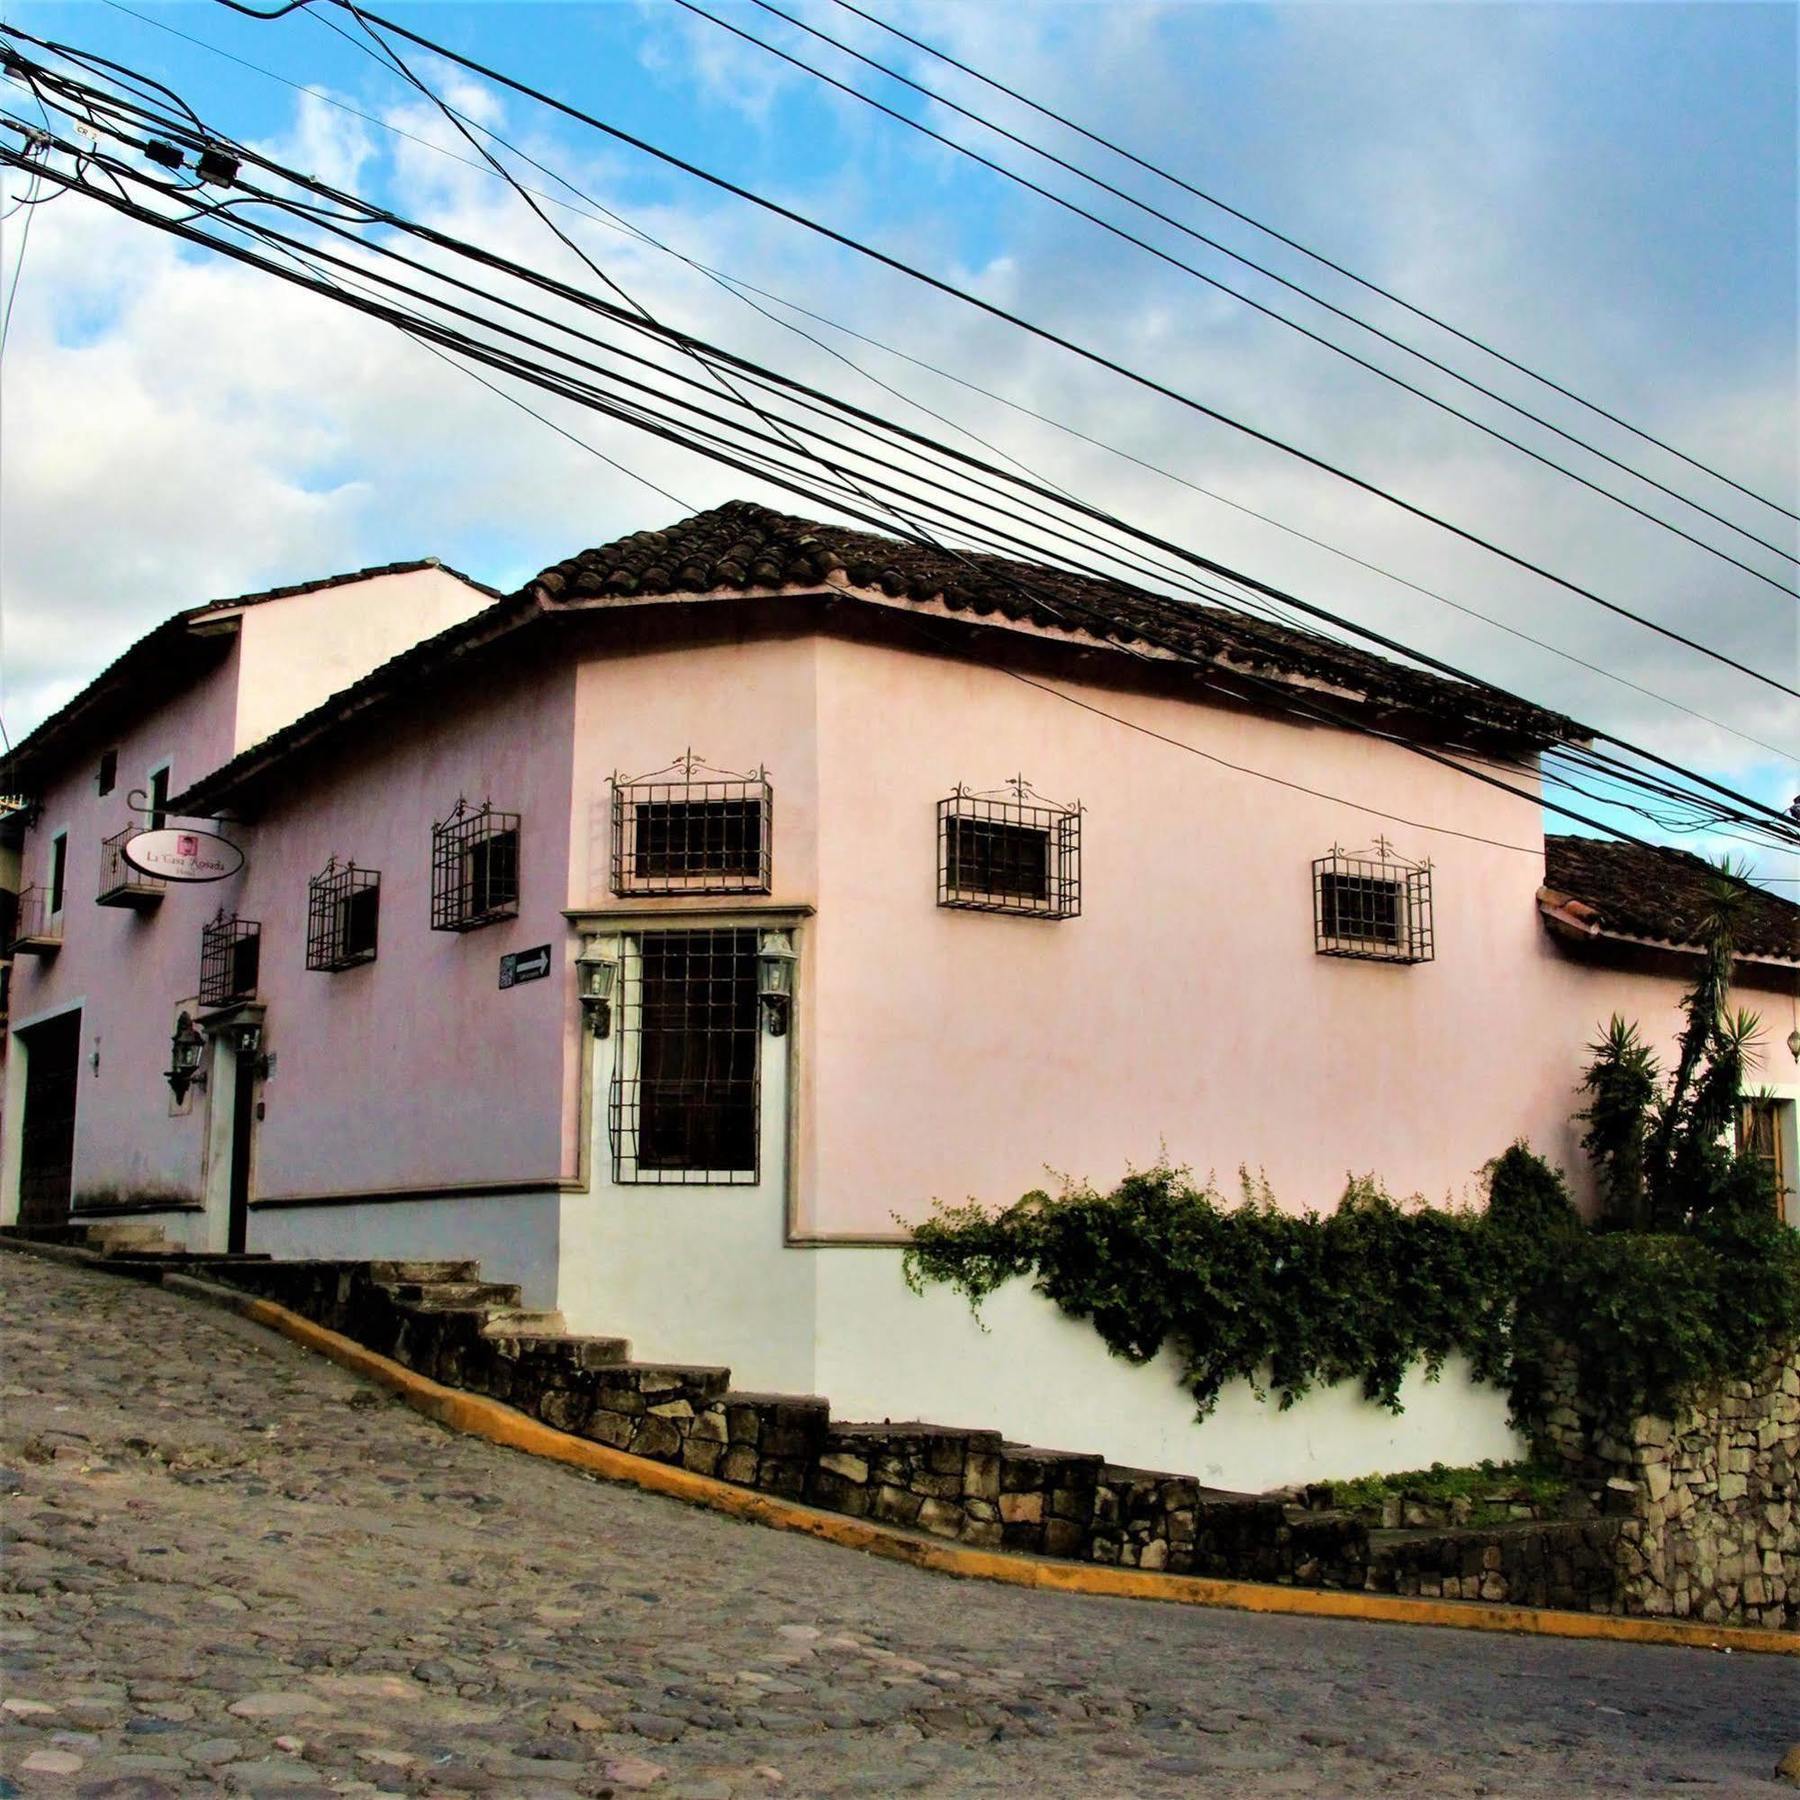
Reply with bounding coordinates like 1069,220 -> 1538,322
306,858 -> 380,972
610,928 -> 761,1184
431,798 -> 521,932
1737,1098 -> 1792,1218
611,753 -> 772,896
1312,840 -> 1433,963
938,780 -> 1081,918
199,912 -> 261,1008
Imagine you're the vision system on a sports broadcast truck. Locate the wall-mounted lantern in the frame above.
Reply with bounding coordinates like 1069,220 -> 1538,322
757,930 -> 797,1037
578,935 -> 621,1038
166,1012 -> 206,1104
1788,1026 -> 1800,1064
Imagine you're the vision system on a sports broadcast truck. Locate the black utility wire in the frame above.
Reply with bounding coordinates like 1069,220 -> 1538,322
6,39 -> 1791,848
3,52 -> 1791,858
216,1 -> 1797,697
826,0 -> 1800,527
4,124 -> 1791,875
686,0 -> 1797,582
45,8 -> 1800,757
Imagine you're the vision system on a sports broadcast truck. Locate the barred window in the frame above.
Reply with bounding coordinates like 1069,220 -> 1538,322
1737,1098 -> 1791,1218
306,858 -> 380,972
611,754 -> 771,896
610,928 -> 760,1184
200,912 -> 261,1008
1313,840 -> 1433,963
938,780 -> 1080,919
431,799 -> 521,932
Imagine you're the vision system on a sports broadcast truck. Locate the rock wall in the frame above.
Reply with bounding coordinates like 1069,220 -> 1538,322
1538,1344 -> 1799,1630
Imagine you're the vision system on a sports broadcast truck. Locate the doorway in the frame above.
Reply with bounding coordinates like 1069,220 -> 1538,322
224,1039 -> 259,1254
18,1009 -> 81,1227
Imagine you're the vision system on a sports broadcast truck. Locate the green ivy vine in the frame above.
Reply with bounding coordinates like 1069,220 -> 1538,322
902,1146 -> 1800,1427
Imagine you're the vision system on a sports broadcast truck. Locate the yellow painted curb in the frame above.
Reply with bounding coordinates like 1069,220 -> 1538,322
182,1278 -> 1799,1658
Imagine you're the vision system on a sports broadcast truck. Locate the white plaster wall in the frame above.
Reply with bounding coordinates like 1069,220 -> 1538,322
557,1013 -> 817,1393
250,1194 -> 560,1309
813,1249 -> 1523,1492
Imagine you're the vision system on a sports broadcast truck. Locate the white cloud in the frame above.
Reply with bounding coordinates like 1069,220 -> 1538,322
0,0 -> 1792,860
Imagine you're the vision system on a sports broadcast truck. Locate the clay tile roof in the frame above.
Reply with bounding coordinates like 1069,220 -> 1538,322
1543,834 -> 1799,963
526,501 -> 1579,748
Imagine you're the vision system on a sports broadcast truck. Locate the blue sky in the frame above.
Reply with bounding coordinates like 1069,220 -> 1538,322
1,1 -> 1794,872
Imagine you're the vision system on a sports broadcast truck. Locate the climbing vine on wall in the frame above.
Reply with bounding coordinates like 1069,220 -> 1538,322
902,1147 -> 1800,1427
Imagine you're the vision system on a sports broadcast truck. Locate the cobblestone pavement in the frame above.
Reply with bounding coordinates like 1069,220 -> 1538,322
2,1253 -> 1794,1799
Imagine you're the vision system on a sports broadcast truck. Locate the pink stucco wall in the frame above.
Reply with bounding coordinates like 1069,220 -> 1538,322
9,653 -> 240,1204
231,647 -> 579,1201
800,627 -> 1749,1234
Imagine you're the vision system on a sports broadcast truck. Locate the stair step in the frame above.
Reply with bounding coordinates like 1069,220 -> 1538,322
366,1259 -> 481,1284
479,1308 -> 566,1337
381,1280 -> 523,1311
598,1362 -> 733,1401
491,1334 -> 633,1369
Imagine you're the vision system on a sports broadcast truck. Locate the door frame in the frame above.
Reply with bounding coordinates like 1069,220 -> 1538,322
8,1003 -> 84,1228
201,1006 -> 265,1254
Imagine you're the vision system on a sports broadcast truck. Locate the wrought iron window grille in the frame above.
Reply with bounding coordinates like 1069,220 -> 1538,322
938,778 -> 1081,919
1312,838 -> 1434,964
306,857 -> 380,972
610,751 -> 772,896
199,910 -> 261,1008
609,927 -> 762,1185
431,797 -> 521,932
97,825 -> 166,910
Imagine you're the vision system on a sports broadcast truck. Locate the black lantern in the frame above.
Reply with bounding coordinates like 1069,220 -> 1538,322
166,1011 -> 206,1103
757,930 -> 796,1036
577,935 -> 621,1039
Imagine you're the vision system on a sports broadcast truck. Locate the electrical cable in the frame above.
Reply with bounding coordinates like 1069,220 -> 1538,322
679,0 -> 1797,584
1,61 -> 1790,867
825,0 -> 1800,526
198,3 -> 1800,697
85,0 -> 1798,760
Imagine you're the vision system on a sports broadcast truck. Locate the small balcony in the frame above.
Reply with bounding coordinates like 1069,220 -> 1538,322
97,827 -> 166,911
9,886 -> 63,956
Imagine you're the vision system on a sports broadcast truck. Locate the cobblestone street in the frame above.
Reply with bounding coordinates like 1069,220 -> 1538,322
1,1252 -> 1793,1798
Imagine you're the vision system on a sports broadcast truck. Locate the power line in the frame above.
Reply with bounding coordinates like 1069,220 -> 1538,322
678,0 -> 1797,586
6,49 -> 1790,861
89,0 -> 1795,763
825,0 -> 1800,528
223,1 -> 1798,699
1,46 -> 1790,867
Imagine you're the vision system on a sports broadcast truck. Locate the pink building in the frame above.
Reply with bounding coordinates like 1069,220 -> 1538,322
5,504 -> 1795,1488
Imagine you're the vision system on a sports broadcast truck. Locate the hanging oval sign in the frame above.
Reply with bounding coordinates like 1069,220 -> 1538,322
121,828 -> 245,883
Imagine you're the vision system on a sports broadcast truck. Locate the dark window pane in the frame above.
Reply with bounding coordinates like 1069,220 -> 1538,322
467,829 -> 519,915
635,801 -> 762,880
97,750 -> 117,796
947,817 -> 1049,900
148,768 -> 170,832
339,885 -> 379,960
1321,873 -> 1400,943
231,932 -> 260,998
635,929 -> 759,1174
49,835 -> 67,915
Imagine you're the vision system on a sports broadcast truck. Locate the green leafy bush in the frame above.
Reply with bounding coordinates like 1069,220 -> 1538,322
902,1147 -> 1800,1428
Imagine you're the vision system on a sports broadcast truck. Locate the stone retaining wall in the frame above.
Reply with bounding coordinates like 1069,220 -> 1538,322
66,1247 -> 1643,1615
1538,1343 -> 1800,1630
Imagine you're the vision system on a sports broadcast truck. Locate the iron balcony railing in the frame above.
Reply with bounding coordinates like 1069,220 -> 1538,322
97,826 -> 166,910
8,885 -> 63,956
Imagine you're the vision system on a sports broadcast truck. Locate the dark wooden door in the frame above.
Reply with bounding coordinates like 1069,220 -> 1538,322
227,1048 -> 256,1254
18,1010 -> 80,1226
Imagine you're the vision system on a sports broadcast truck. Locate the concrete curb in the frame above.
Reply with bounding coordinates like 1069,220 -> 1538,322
124,1265 -> 1792,1658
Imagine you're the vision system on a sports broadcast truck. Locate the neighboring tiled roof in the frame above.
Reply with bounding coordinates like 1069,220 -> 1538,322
0,559 -> 497,792
527,502 -> 1580,748
1542,834 -> 1799,963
